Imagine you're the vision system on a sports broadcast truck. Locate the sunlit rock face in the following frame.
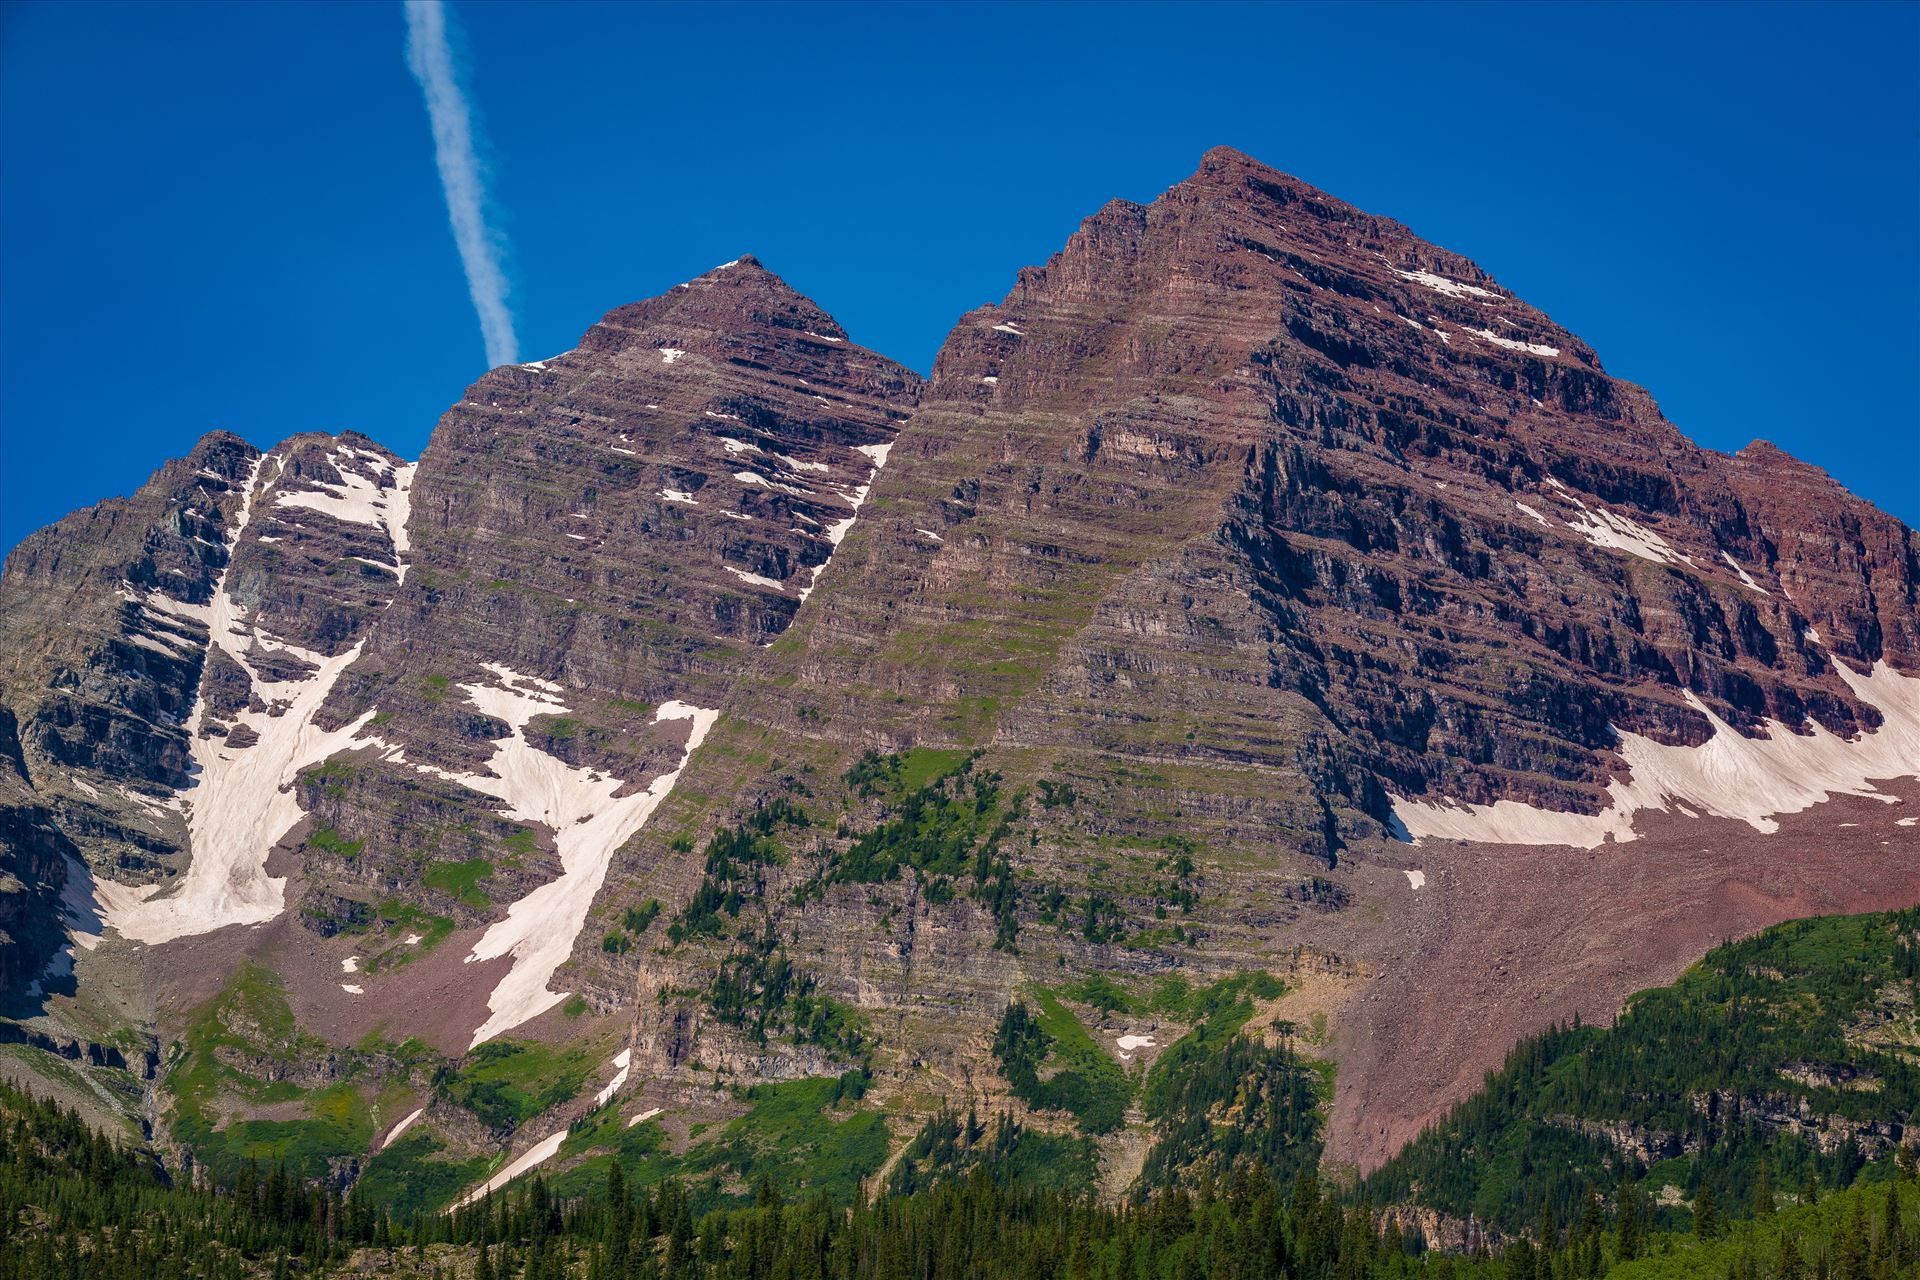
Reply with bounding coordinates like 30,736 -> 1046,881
1,150 -> 1913,1197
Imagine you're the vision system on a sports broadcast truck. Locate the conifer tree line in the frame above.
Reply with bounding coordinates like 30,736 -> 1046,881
5,1079 -> 1918,1280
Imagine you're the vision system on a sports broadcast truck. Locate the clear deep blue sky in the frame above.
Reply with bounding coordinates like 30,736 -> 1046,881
2,0 -> 1915,553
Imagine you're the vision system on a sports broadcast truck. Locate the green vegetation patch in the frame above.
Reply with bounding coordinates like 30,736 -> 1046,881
887,1107 -> 1099,1197
1366,907 -> 1920,1234
707,924 -> 867,1061
354,1127 -> 494,1218
307,826 -> 364,859
439,1038 -> 601,1132
361,900 -> 456,973
552,1070 -> 885,1209
804,750 -> 1022,951
992,987 -> 1133,1134
166,964 -> 375,1183
668,798 -> 808,943
422,856 -> 494,908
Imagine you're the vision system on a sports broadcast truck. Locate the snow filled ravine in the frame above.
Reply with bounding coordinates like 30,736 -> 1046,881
1392,653 -> 1920,850
103,451 -> 415,944
387,664 -> 718,1048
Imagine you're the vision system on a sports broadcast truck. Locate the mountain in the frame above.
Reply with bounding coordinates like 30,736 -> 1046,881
1,148 -> 1914,1215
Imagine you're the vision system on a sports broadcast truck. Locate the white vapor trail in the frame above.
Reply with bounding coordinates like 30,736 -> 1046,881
403,0 -> 518,368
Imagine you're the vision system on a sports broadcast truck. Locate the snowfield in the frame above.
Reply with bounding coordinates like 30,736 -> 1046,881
387,664 -> 718,1048
1559,497 -> 1694,568
1393,653 -> 1920,849
105,453 -> 414,945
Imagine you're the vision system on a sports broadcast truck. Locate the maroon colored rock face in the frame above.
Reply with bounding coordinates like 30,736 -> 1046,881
0,151 -> 1912,1193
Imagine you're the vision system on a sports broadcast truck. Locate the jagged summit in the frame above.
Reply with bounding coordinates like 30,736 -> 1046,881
0,149 -> 1913,1209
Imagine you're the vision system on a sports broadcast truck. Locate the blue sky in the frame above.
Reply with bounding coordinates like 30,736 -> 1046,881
2,0 -> 1915,553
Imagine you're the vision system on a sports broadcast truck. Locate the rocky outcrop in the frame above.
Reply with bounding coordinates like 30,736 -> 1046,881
0,151 -> 1913,1201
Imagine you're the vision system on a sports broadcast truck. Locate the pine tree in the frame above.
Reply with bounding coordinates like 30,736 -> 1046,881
1774,1229 -> 1806,1280
1693,1181 -> 1723,1240
1753,1156 -> 1775,1218
1615,1170 -> 1643,1262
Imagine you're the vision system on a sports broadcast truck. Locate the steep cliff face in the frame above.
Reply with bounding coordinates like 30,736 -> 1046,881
595,146 -> 1918,1175
0,151 -> 1912,1200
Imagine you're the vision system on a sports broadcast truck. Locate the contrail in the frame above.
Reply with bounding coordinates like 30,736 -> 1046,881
403,0 -> 518,368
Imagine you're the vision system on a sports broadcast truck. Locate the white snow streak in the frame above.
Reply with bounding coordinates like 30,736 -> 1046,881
795,441 -> 893,603
454,1128 -> 567,1208
1562,501 -> 1693,568
392,665 -> 717,1048
274,450 -> 417,580
1514,501 -> 1549,527
1720,551 -> 1769,594
1393,654 -> 1920,850
381,1107 -> 426,1150
1399,269 -> 1496,301
105,456 -> 409,945
1469,328 -> 1560,358
593,1049 -> 632,1109
725,566 -> 784,590
1404,869 -> 1427,890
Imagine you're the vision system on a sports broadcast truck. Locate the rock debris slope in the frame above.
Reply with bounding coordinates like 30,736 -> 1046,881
0,154 -> 1913,1195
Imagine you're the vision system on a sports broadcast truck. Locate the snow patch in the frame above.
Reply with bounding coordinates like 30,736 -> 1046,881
381,1107 -> 425,1150
660,489 -> 698,505
795,441 -> 894,603
1720,551 -> 1769,594
1514,502 -> 1549,527
628,1106 -> 663,1129
1400,269 -> 1496,300
105,457 -> 401,945
1563,502 -> 1694,568
659,348 -> 686,365
273,449 -> 416,579
390,667 -> 719,1048
454,1127 -> 568,1208
341,984 -> 364,995
1469,328 -> 1560,358
725,565 -> 785,590
593,1049 -> 632,1109
342,956 -> 360,973
1392,654 -> 1920,850
1404,869 -> 1426,890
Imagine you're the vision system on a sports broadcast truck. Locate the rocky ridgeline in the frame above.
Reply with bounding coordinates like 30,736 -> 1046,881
0,151 -> 1914,1196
